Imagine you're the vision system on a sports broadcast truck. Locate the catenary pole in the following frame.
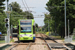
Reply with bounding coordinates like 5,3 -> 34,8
6,0 -> 10,43
64,0 -> 66,38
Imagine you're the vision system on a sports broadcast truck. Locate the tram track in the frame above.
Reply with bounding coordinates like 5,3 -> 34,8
7,41 -> 33,50
6,34 -> 49,50
40,33 -> 52,50
5,33 -> 71,50
8,44 -> 18,50
6,41 -> 48,50
40,33 -> 71,50
26,43 -> 32,50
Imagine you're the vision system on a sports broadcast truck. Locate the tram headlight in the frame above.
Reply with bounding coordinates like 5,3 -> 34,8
20,35 -> 22,37
30,35 -> 32,37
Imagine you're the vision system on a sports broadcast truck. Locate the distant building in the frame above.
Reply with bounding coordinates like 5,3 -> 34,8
38,26 -> 42,28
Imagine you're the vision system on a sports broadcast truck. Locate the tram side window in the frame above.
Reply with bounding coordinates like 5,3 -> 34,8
33,26 -> 35,34
21,27 -> 23,30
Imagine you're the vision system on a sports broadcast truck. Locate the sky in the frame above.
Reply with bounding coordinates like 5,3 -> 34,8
5,0 -> 49,26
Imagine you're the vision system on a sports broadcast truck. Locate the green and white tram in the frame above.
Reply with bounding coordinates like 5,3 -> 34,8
18,19 -> 35,42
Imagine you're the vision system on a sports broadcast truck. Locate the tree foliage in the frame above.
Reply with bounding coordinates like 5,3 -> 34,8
10,2 -> 22,13
24,11 -> 34,19
0,1 -> 34,34
35,23 -> 38,32
0,0 -> 5,13
45,0 -> 75,38
0,0 -> 7,34
10,2 -> 34,26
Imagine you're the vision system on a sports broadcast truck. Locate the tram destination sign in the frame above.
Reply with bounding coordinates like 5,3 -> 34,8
20,20 -> 32,23
20,20 -> 32,25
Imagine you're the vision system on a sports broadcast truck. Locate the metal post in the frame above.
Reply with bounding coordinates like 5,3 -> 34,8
68,19 -> 69,38
6,0 -> 10,43
37,28 -> 38,32
51,17 -> 52,21
11,5 -> 12,11
48,20 -> 49,32
48,20 -> 50,36
51,17 -> 52,35
64,0 -> 66,38
55,16 -> 56,36
11,25 -> 13,39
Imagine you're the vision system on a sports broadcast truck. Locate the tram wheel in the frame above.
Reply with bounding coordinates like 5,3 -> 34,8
18,37 -> 20,43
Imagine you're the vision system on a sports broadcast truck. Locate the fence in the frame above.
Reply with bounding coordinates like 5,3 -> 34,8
0,36 -> 5,43
72,34 -> 75,42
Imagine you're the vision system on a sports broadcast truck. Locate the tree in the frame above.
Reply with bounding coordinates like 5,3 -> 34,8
10,2 -> 22,13
0,0 -> 5,13
46,0 -> 75,38
0,12 -> 7,34
25,11 -> 34,19
35,23 -> 38,28
10,11 -> 21,26
44,14 -> 54,32
0,0 -> 7,34
10,2 -> 34,26
35,23 -> 38,32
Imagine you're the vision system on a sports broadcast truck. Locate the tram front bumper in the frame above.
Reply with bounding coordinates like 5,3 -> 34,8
19,37 -> 33,40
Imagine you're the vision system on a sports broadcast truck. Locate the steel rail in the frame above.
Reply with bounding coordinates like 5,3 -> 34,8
9,42 -> 32,50
41,34 -> 70,50
26,43 -> 32,50
40,33 -> 52,50
9,44 -> 19,50
44,34 -> 58,43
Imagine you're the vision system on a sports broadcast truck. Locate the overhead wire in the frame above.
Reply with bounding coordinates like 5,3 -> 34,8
22,0 -> 27,11
24,0 -> 30,11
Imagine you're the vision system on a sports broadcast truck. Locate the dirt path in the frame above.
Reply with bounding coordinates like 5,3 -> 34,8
6,34 -> 69,50
29,45 -> 49,50
52,48 -> 66,50
36,34 -> 42,37
46,40 -> 55,43
35,38 -> 45,43
12,45 -> 28,50
55,40 -> 64,43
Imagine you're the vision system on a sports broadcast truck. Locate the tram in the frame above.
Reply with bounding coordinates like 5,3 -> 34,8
13,26 -> 18,37
17,19 -> 35,42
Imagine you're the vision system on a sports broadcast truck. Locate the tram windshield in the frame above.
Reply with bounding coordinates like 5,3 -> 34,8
21,27 -> 31,33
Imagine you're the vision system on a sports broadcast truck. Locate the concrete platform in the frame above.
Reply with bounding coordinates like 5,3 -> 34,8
0,43 -> 8,47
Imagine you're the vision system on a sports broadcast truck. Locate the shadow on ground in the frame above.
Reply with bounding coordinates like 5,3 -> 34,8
36,37 -> 51,40
14,40 -> 34,43
65,43 -> 75,50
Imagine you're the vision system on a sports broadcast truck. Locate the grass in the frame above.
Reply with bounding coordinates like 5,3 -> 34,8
51,36 -> 64,40
10,39 -> 14,42
44,46 -> 46,48
35,32 -> 45,34
0,40 -> 5,43
38,32 -> 46,34
52,36 -> 61,38
35,32 -> 39,34
73,40 -> 75,41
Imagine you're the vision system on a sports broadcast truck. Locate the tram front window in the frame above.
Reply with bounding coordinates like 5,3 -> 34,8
21,27 -> 31,33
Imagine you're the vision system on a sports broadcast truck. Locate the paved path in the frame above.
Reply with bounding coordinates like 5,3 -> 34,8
0,43 -> 8,47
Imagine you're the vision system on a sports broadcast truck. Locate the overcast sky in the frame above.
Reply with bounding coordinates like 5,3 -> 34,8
5,0 -> 49,26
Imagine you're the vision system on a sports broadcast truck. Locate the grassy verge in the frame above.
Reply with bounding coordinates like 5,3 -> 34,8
51,36 -> 64,40
10,39 -> 14,42
0,40 -> 5,43
35,32 -> 46,34
35,32 -> 39,34
38,32 -> 46,34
